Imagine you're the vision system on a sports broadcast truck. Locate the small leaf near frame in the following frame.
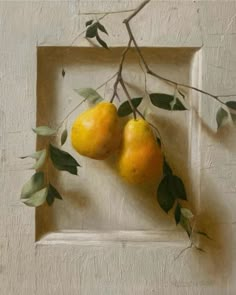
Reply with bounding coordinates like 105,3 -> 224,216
32,126 -> 56,136
21,171 -> 44,199
149,93 -> 174,110
49,144 -> 80,175
32,149 -> 47,170
86,19 -> 94,27
175,203 -> 181,225
86,22 -> 98,38
74,88 -> 103,104
118,97 -> 143,117
96,34 -> 109,49
46,183 -> 63,206
22,187 -> 48,207
61,129 -> 68,146
97,22 -> 108,35
216,107 -> 229,129
157,176 -> 175,213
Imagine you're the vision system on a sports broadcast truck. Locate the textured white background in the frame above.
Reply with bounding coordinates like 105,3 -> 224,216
0,1 -> 236,294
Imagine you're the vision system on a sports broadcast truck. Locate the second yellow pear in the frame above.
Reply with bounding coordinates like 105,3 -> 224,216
118,119 -> 163,184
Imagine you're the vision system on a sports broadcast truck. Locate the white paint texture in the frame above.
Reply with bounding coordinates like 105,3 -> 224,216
0,1 -> 236,294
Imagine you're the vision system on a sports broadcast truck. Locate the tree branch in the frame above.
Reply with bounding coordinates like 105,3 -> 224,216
120,79 -> 137,119
79,9 -> 136,16
122,0 -> 235,105
110,39 -> 132,102
124,0 -> 151,22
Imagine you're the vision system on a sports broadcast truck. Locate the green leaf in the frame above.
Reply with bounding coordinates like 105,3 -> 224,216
86,22 -> 98,38
61,129 -> 68,146
163,158 -> 172,175
118,97 -> 143,117
181,208 -> 194,219
21,171 -> 44,198
169,175 -> 187,200
231,113 -> 236,123
226,101 -> 236,123
22,187 -> 48,207
157,174 -> 187,213
226,101 -> 236,110
20,150 -> 45,160
49,144 -> 80,167
56,164 -> 78,175
173,98 -> 187,110
46,183 -> 63,206
96,34 -> 108,49
49,184 -> 62,200
49,144 -> 80,175
86,19 -> 94,27
216,107 -> 229,129
32,126 -> 56,136
175,203 -> 181,225
157,176 -> 175,213
149,93 -> 174,110
97,22 -> 108,35
177,89 -> 185,100
180,214 -> 192,237
32,149 -> 47,170
74,88 -> 103,104
195,231 -> 212,240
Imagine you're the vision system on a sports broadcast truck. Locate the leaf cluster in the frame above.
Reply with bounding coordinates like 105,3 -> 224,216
21,172 -> 62,207
85,20 -> 109,49
117,92 -> 187,117
20,125 -> 80,207
157,158 -> 195,237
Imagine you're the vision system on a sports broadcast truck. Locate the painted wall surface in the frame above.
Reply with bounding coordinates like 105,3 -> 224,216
0,1 -> 236,294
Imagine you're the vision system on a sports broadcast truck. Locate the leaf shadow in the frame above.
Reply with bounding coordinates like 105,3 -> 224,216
170,177 -> 232,285
193,107 -> 236,153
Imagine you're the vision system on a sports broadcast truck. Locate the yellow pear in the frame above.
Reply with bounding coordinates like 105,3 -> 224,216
118,119 -> 163,184
71,102 -> 121,160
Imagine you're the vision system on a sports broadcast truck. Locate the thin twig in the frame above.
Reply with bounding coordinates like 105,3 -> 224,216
124,0 -> 151,22
138,60 -> 148,96
56,73 -> 120,132
96,72 -> 117,91
56,99 -> 87,132
122,0 -> 236,105
110,39 -> 132,102
174,243 -> 193,261
120,80 -> 137,119
79,9 -> 136,16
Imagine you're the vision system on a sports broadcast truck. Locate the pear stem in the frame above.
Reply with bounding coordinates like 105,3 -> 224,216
120,79 -> 137,120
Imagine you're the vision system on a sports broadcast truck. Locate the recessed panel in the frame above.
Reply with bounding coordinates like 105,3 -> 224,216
36,47 -> 198,239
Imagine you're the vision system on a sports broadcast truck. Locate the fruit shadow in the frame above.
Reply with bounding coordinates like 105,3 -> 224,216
103,153 -> 174,229
104,111 -> 233,279
102,115 -> 187,229
171,178 -> 232,284
35,161 -> 92,239
193,106 -> 236,152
